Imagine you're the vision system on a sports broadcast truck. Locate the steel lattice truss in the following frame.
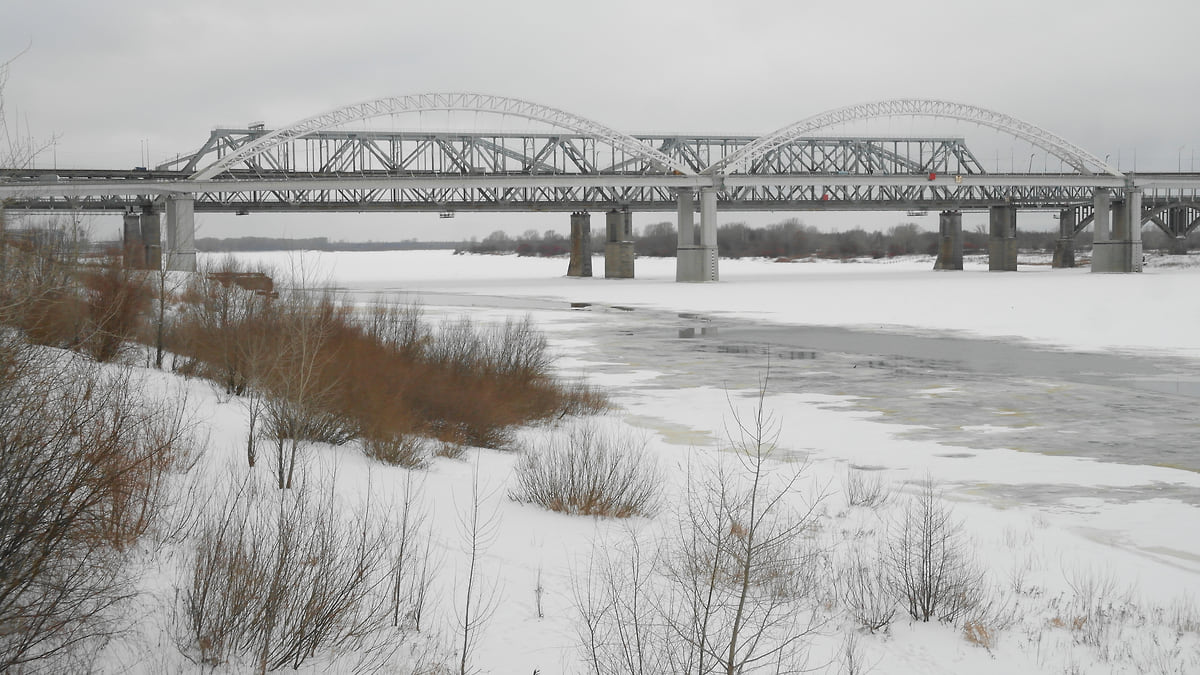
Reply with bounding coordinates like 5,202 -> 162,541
707,98 -> 1122,177
162,130 -> 989,178
187,93 -> 695,180
134,130 -> 1024,212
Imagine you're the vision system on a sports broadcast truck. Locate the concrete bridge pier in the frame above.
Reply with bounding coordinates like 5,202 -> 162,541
678,188 -> 719,282
123,201 -> 166,270
1167,208 -> 1190,254
165,195 -> 196,272
988,205 -> 1018,271
141,206 -> 162,271
1052,208 -> 1076,268
604,208 -> 634,279
1093,188 -> 1142,273
567,211 -> 592,277
122,209 -> 145,269
933,210 -> 962,270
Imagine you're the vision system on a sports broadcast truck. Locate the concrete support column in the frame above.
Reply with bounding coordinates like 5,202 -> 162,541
122,210 -> 145,269
676,189 -> 696,248
933,210 -> 962,270
1169,208 -> 1189,254
567,211 -> 592,277
164,195 -> 196,272
1110,199 -> 1130,241
1125,189 -> 1143,272
1052,208 -> 1076,268
679,188 -> 719,282
699,188 -> 718,248
1092,188 -> 1111,244
988,205 -> 1018,271
604,208 -> 634,279
1093,188 -> 1143,273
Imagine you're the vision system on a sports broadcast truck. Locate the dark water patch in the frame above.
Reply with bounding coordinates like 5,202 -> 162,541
708,343 -> 819,360
718,324 -> 1200,400
970,481 -> 1200,508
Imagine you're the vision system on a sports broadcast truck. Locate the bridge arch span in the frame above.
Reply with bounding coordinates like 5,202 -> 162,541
190,93 -> 695,180
705,98 -> 1122,178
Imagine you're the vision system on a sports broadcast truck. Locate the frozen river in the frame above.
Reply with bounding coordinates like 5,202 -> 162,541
371,287 -> 1200,508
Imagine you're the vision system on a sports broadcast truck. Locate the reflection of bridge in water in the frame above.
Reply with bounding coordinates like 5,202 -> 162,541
2,95 -> 1199,279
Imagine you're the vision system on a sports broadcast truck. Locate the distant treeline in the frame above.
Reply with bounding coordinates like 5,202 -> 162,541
461,220 -> 1104,260
195,237 -> 462,252
202,223 -> 1198,259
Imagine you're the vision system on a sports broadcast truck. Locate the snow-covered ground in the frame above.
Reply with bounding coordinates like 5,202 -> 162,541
122,251 -> 1199,674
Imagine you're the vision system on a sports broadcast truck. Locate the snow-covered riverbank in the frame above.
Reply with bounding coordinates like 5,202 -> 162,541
114,251 -> 1200,673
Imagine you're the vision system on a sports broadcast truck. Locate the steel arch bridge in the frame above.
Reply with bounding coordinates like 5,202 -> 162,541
2,92 -> 1199,225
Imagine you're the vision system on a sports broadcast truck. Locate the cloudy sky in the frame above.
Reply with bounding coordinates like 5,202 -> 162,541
3,0 -> 1198,240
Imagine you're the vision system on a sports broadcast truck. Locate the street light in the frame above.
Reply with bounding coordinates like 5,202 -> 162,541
1028,153 -> 1035,173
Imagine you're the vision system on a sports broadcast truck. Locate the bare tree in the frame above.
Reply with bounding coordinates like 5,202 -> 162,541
885,476 -> 986,623
389,472 -> 439,631
455,456 -> 502,675
261,289 -> 347,489
573,528 -> 671,675
573,369 -> 829,675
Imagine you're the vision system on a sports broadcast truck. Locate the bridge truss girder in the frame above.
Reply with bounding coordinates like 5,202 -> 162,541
12,184 -> 1116,215
1061,200 -> 1200,237
158,129 -> 988,182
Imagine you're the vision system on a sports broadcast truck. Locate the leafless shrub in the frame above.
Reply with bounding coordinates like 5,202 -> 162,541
575,369 -> 828,674
509,422 -> 662,518
0,222 -> 86,347
435,440 -> 467,461
175,472 -> 410,671
838,631 -> 876,675
364,432 -> 436,469
844,468 -> 891,509
838,547 -> 897,633
361,299 -> 428,358
885,476 -> 987,624
172,269 -> 605,457
0,336 -> 196,670
426,315 -> 549,381
79,258 -> 151,363
259,289 -> 353,488
555,378 -> 610,418
173,257 -> 276,395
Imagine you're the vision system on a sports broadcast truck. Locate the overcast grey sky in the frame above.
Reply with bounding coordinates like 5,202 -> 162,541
3,0 -> 1198,240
